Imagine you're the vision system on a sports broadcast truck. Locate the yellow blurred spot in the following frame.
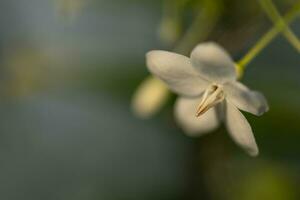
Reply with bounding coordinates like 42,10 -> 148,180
233,163 -> 297,200
132,76 -> 170,119
158,17 -> 181,46
2,48 -> 49,97
55,0 -> 86,22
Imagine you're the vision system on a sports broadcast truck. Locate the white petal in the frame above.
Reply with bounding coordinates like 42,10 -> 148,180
175,97 -> 220,136
224,81 -> 269,116
190,42 -> 236,83
146,50 -> 209,97
225,101 -> 259,156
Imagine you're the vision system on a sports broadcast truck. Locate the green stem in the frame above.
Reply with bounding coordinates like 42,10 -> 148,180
159,0 -> 188,45
174,0 -> 222,55
259,0 -> 300,52
237,2 -> 300,73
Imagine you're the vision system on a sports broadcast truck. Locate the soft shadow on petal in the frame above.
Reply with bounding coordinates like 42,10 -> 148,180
146,50 -> 209,97
225,101 -> 259,156
190,42 -> 236,83
224,81 -> 269,116
175,97 -> 220,136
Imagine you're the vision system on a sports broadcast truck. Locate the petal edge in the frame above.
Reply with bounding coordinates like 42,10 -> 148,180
175,97 -> 220,136
147,50 -> 209,97
225,101 -> 259,156
190,42 -> 236,83
224,81 -> 269,116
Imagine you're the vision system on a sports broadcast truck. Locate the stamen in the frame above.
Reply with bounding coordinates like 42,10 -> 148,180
196,84 -> 224,117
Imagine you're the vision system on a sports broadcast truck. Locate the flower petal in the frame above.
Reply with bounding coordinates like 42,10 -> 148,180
225,101 -> 259,156
175,97 -> 220,136
190,42 -> 236,83
224,81 -> 269,116
146,50 -> 209,97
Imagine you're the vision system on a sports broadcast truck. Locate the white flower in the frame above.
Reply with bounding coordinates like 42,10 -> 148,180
146,42 -> 269,156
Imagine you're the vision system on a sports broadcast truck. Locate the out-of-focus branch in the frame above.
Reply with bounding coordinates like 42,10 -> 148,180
237,1 -> 300,77
174,0 -> 223,55
259,0 -> 300,53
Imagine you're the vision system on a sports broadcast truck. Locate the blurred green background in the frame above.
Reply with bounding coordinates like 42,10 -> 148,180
0,0 -> 300,199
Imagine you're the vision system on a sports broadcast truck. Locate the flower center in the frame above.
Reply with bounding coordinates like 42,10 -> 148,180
196,84 -> 225,117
